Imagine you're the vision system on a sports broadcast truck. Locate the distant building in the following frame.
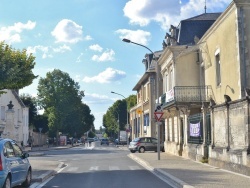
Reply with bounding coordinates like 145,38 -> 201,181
0,90 -> 29,145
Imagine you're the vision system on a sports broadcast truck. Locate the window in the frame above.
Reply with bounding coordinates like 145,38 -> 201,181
4,142 -> 15,158
1,106 -> 5,120
143,114 -> 149,127
165,74 -> 168,92
11,141 -> 22,157
152,138 -> 157,144
169,69 -> 173,89
215,50 -> 221,86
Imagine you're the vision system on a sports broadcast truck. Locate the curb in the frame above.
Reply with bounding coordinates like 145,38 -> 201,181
128,154 -> 194,188
32,162 -> 66,183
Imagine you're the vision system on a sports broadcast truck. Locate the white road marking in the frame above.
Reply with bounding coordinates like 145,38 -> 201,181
129,166 -> 141,170
109,166 -> 120,170
89,166 -> 99,171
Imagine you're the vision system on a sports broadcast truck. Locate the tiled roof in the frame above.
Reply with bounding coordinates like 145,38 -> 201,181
184,13 -> 221,21
177,13 -> 221,45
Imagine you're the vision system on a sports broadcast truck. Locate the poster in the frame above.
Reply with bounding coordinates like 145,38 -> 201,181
190,122 -> 201,137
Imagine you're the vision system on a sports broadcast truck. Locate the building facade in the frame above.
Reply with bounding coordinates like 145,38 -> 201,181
198,0 -> 250,175
130,51 -> 163,140
0,90 -> 29,145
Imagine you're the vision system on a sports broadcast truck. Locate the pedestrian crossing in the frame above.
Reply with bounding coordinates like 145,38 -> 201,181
71,145 -> 128,151
63,165 -> 142,173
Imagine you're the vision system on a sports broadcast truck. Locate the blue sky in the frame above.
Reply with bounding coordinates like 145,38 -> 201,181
0,0 -> 231,129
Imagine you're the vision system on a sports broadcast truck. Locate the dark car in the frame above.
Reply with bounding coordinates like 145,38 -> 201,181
0,138 -> 32,188
100,138 -> 109,145
129,137 -> 164,153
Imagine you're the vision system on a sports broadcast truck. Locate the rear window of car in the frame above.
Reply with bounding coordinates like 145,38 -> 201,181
132,138 -> 140,142
102,139 -> 108,141
140,138 -> 151,143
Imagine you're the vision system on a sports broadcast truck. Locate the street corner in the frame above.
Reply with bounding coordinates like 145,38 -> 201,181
31,162 -> 66,183
32,170 -> 56,183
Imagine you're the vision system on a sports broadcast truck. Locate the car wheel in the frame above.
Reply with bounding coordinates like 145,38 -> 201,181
22,169 -> 32,187
3,176 -> 11,188
139,147 -> 145,153
130,150 -> 135,153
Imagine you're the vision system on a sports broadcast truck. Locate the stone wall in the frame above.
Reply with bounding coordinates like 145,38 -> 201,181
209,98 -> 250,175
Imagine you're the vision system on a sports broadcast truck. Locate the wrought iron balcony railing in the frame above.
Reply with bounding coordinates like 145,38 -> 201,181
160,86 -> 213,105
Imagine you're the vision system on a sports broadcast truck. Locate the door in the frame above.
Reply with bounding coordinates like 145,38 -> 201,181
4,142 -> 21,185
151,138 -> 158,151
11,141 -> 29,182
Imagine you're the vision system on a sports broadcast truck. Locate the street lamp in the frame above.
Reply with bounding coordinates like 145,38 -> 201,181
122,38 -> 155,55
122,38 -> 161,160
113,111 -> 119,144
111,91 -> 129,145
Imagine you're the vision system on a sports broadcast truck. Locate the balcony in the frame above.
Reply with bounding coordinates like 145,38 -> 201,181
160,86 -> 213,106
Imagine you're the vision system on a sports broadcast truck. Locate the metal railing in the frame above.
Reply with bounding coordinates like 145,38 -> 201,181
160,86 -> 213,105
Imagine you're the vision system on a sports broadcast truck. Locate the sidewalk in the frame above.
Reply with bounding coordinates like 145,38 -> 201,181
128,152 -> 250,188
27,145 -> 72,183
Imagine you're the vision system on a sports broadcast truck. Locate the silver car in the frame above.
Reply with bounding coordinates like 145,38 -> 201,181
129,137 -> 164,153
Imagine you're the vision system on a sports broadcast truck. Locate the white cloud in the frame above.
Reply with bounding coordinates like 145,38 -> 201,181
123,0 -> 230,30
0,20 -> 36,44
27,45 -> 51,59
180,0 -> 231,19
92,49 -> 115,62
51,19 -> 83,43
27,44 -> 71,59
84,93 -> 112,104
84,35 -> 93,40
53,44 -> 71,53
82,67 -> 126,83
115,29 -> 151,46
74,75 -> 81,82
89,44 -> 103,52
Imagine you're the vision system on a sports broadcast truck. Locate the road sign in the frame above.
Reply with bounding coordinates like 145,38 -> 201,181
154,111 -> 164,122
155,104 -> 162,112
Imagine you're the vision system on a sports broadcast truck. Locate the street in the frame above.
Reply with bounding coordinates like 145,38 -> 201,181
29,144 -> 172,188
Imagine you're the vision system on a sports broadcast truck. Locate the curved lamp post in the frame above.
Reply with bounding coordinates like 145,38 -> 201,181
113,111 -> 120,143
122,39 -> 155,55
122,38 -> 161,160
111,91 -> 129,145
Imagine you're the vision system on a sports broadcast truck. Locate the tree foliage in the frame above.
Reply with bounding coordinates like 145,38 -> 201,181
20,94 -> 49,133
19,94 -> 38,128
103,94 -> 136,137
37,69 -> 94,138
0,42 -> 37,93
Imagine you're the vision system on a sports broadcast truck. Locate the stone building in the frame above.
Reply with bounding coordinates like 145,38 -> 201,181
0,90 -> 29,145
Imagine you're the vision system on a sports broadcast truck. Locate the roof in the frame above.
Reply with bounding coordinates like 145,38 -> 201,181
177,13 -> 221,45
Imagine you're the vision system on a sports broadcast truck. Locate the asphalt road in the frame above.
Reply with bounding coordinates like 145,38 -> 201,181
31,145 -> 172,188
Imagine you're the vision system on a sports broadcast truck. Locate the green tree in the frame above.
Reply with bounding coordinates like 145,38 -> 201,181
34,114 -> 49,134
19,94 -> 38,128
126,95 -> 137,110
63,103 -> 94,138
37,69 -> 88,139
0,42 -> 37,94
102,94 -> 136,137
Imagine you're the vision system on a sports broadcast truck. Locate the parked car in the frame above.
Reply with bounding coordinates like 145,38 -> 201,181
100,138 -> 109,145
129,137 -> 164,153
0,138 -> 32,188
